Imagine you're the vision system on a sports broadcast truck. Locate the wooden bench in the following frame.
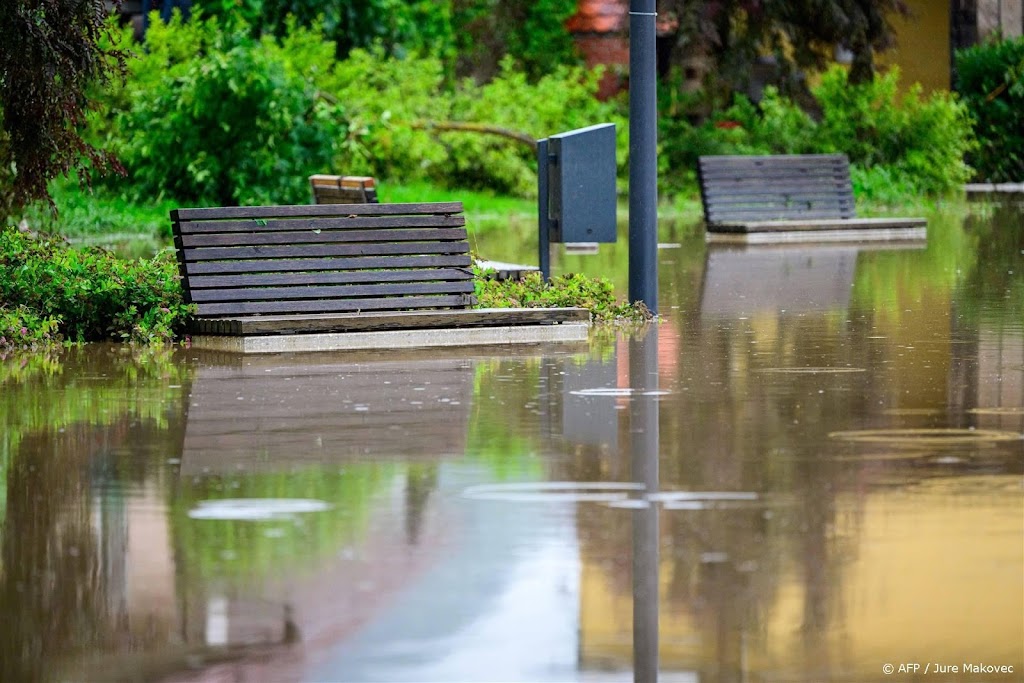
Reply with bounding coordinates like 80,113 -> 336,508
170,202 -> 589,353
309,174 -> 379,204
698,154 -> 927,243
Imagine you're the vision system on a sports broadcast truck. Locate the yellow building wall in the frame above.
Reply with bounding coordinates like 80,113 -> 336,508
882,0 -> 952,92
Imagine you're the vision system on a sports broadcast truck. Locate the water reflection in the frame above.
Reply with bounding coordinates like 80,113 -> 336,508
1,210 -> 1022,682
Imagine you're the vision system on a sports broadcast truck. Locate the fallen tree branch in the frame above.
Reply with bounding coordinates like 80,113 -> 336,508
411,120 -> 537,150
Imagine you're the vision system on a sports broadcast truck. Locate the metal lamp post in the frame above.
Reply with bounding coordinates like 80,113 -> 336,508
628,0 -> 658,314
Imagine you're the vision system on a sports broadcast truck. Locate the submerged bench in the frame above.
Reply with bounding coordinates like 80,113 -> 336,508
170,202 -> 589,353
698,154 -> 927,243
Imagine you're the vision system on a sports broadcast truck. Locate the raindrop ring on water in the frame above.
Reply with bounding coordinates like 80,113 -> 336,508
828,428 -> 1023,445
188,498 -> 333,521
462,483 -> 764,507
969,407 -> 1024,416
756,367 -> 866,374
462,481 -> 643,502
570,388 -> 670,397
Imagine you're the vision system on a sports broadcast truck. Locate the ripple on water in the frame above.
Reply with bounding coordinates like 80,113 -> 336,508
969,407 -> 1024,416
569,388 -> 670,397
188,498 -> 333,521
828,428 -> 1023,446
462,483 -> 768,509
756,367 -> 866,374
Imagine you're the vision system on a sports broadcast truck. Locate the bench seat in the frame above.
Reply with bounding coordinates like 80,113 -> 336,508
699,154 -> 926,243
171,202 -> 589,352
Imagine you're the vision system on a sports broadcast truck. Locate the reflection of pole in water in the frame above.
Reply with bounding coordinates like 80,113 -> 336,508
405,463 -> 438,546
630,327 -> 660,683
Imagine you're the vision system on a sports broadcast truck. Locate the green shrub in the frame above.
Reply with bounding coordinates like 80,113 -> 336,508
107,18 -> 346,206
474,269 -> 652,323
658,66 -> 974,198
92,16 -> 620,203
814,66 -> 975,195
0,227 -> 191,343
658,87 -> 816,191
328,51 -> 625,197
955,36 -> 1024,183
0,305 -> 61,355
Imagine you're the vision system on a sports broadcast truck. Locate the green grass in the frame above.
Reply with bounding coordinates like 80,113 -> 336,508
378,180 -> 536,218
17,177 -> 177,240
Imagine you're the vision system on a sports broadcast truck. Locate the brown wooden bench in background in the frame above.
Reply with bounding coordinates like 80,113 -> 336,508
170,202 -> 588,353
309,174 -> 379,204
698,154 -> 927,243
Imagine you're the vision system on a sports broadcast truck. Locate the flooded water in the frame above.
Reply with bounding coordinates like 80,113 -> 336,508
2,205 -> 1022,683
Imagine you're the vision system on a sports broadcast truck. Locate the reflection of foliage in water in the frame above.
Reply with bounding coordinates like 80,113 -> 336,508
958,204 -> 1024,326
466,359 -> 545,480
172,463 -> 397,583
0,345 -> 193,683
0,345 -> 190,539
467,343 -> 618,480
850,210 -> 974,321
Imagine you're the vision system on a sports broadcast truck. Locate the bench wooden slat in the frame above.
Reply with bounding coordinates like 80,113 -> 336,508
704,180 -> 856,193
696,154 -> 847,167
188,268 -> 472,289
183,254 -> 473,275
176,215 -> 465,234
181,241 -> 470,262
172,202 -> 462,221
698,170 -> 851,183
195,294 -> 475,317
189,280 -> 475,303
180,227 -> 469,248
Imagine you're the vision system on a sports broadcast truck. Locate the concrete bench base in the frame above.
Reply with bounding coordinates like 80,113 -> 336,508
190,321 -> 591,354
707,226 -> 927,245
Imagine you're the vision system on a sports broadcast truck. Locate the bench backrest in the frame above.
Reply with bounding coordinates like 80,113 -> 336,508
698,154 -> 857,224
171,202 -> 475,319
309,174 -> 379,204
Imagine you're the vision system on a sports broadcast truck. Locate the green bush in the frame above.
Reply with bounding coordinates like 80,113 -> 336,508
92,16 -> 620,203
327,51 -> 625,196
0,227 -> 191,343
955,36 -> 1024,183
474,269 -> 652,323
658,87 -> 817,191
106,17 -> 346,206
658,66 -> 974,198
814,66 -> 975,195
0,305 -> 61,355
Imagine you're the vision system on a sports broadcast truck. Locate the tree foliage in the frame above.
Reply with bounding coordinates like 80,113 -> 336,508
955,36 -> 1024,183
188,0 -> 579,82
657,0 -> 909,108
0,0 -> 126,217
192,0 -> 457,62
453,0 -> 580,82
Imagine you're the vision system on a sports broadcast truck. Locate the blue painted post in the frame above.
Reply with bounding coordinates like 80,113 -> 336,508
628,0 -> 658,314
537,138 -> 551,282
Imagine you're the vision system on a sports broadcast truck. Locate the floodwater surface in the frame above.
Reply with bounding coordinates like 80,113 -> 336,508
1,206 -> 1022,683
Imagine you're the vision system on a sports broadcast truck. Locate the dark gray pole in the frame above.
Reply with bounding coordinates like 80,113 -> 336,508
628,0 -> 658,314
537,138 -> 551,282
